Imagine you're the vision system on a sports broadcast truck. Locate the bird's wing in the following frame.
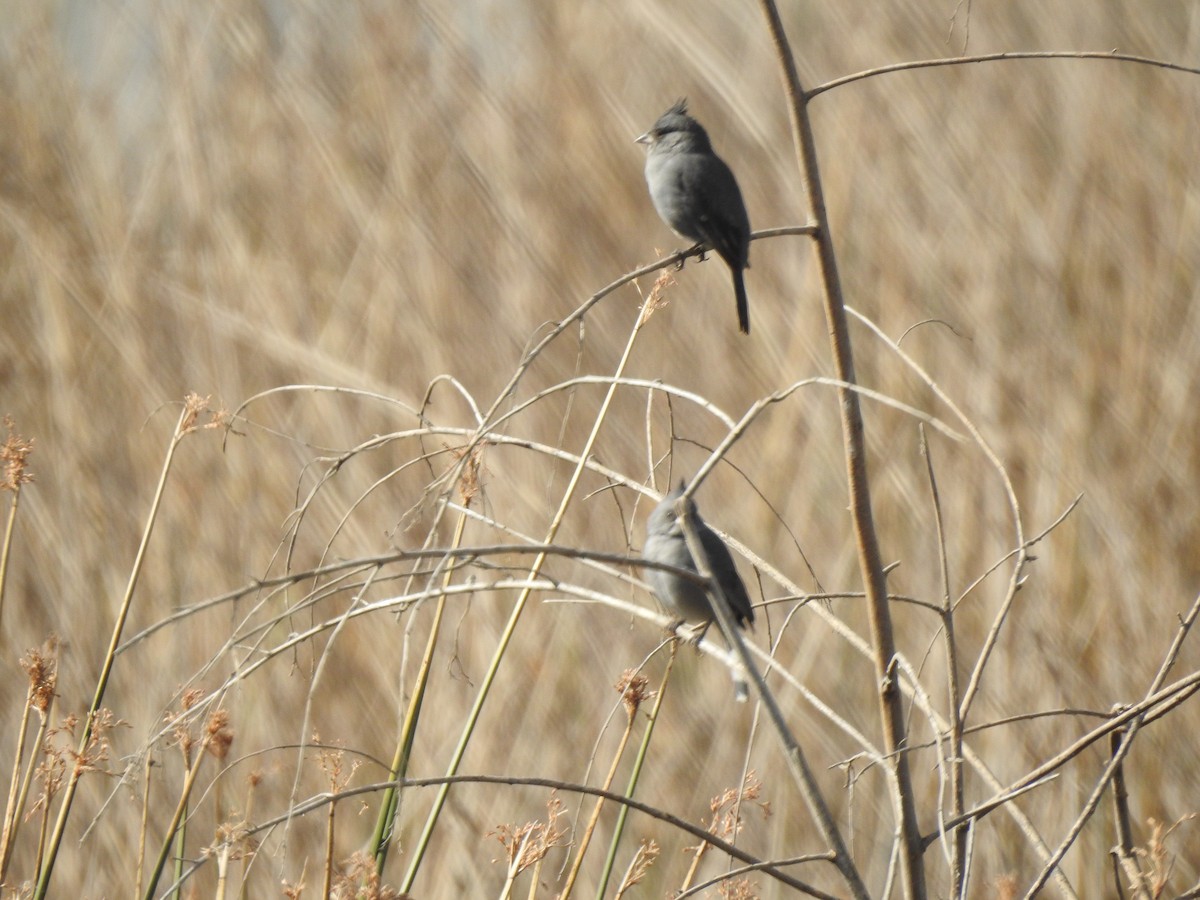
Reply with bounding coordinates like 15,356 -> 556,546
698,526 -> 755,627
680,158 -> 748,267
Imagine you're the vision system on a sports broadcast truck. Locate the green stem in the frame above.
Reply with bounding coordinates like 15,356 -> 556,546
400,308 -> 647,893
370,511 -> 464,876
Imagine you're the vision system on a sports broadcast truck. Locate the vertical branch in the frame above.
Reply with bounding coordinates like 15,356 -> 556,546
921,428 -> 967,894
756,2 -> 927,896
1108,729 -> 1151,899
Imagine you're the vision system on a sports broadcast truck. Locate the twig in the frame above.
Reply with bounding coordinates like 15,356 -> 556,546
920,427 -> 967,895
1024,593 -> 1200,896
1108,727 -> 1151,899
808,51 -> 1200,100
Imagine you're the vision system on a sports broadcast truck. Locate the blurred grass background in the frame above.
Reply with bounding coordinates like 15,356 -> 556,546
2,0 -> 1199,896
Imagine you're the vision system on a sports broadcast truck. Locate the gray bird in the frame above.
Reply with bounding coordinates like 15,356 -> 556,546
637,100 -> 752,334
643,484 -> 755,699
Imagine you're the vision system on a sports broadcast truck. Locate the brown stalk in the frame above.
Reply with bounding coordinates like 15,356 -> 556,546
135,752 -> 153,899
558,673 -> 644,899
757,1 -> 927,896
143,708 -> 232,900
33,402 -> 196,900
0,682 -> 37,881
593,645 -> 678,899
322,792 -> 336,900
0,417 -> 35,631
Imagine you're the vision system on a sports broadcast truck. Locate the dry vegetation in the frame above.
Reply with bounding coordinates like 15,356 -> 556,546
1,1 -> 1199,897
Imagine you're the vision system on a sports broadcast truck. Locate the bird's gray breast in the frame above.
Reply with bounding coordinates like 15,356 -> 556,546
645,150 -> 711,242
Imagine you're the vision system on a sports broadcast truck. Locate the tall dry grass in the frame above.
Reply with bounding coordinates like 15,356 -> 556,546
1,1 -> 1199,897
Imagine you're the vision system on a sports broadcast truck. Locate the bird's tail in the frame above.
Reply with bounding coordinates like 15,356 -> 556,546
720,630 -> 751,702
733,268 -> 749,334
732,668 -> 750,702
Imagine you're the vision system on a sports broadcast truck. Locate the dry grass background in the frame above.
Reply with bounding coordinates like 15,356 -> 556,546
2,1 -> 1199,897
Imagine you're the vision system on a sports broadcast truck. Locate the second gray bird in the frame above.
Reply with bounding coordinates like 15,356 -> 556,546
637,100 -> 752,334
643,485 -> 755,699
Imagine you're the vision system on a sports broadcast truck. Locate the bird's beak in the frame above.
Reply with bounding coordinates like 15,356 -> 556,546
635,131 -> 651,145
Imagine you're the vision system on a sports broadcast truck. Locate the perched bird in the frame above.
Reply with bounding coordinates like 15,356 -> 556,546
643,484 -> 755,699
637,99 -> 752,334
